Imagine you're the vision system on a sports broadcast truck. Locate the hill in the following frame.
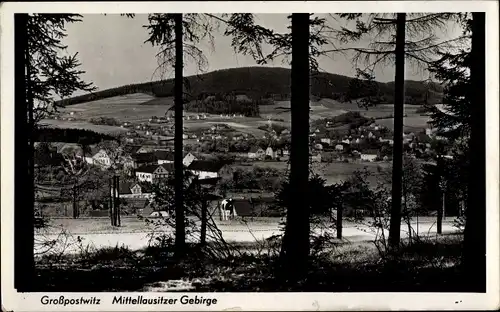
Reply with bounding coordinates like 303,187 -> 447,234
57,66 -> 443,107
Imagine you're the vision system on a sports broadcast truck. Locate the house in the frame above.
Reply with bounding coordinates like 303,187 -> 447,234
119,182 -> 153,199
57,143 -> 84,157
341,139 -> 350,145
314,143 -> 323,150
90,148 -> 112,169
311,153 -> 322,163
335,144 -> 344,151
248,146 -> 265,159
155,150 -> 198,167
136,145 -> 155,154
130,152 -> 157,168
320,138 -> 332,145
183,152 -> 197,166
187,160 -> 231,180
265,147 -> 277,159
136,164 -> 174,183
360,153 -> 378,162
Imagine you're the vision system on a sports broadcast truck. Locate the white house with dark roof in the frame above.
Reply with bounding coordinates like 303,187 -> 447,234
248,146 -> 265,159
119,182 -> 153,199
265,146 -> 277,159
155,150 -> 197,167
187,160 -> 232,180
136,164 -> 174,183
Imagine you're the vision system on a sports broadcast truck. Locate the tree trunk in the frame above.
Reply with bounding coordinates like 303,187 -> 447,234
336,205 -> 343,239
174,14 -> 186,255
200,199 -> 208,246
15,13 -> 33,291
279,13 -> 310,282
72,183 -> 78,219
109,178 -> 114,226
436,192 -> 443,234
463,12 -> 486,292
115,176 -> 121,227
388,13 -> 406,249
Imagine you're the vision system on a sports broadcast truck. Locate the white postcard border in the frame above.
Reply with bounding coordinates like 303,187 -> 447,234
1,1 -> 499,311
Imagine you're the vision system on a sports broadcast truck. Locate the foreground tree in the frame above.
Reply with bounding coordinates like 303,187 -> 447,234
15,14 -> 95,291
278,14 -> 311,281
463,12 -> 486,292
335,13 -> 464,248
144,13 -> 220,255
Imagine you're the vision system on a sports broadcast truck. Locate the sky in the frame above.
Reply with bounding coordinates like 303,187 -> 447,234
62,14 -> 464,93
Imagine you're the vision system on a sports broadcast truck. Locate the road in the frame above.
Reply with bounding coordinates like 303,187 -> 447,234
34,219 -> 458,255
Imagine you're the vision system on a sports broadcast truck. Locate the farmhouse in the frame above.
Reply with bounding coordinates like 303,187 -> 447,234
136,163 -> 174,183
310,153 -> 322,163
265,147 -> 277,159
130,152 -> 157,168
248,146 -> 265,159
119,182 -> 153,199
188,160 -> 232,180
320,138 -> 332,145
360,152 -> 378,162
155,150 -> 198,167
89,148 -> 112,169
136,145 -> 156,154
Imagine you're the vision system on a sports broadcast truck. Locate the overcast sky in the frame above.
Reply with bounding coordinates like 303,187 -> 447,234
62,14 -> 464,93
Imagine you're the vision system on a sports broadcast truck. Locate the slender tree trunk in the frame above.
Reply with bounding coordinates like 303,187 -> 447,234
436,192 -> 443,234
115,176 -> 121,227
174,14 -> 186,255
109,178 -> 114,226
280,13 -> 310,282
336,205 -> 343,239
15,13 -> 33,291
388,13 -> 406,249
72,182 -> 78,219
200,198 -> 208,246
463,12 -> 486,292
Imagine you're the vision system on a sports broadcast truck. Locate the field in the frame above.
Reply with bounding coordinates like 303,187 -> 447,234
234,161 -> 391,186
52,93 -> 430,137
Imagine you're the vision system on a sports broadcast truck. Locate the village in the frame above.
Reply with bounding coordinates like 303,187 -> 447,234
36,106 -> 452,220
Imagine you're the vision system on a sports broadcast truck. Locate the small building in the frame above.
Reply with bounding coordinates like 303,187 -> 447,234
155,150 -> 197,167
89,148 -> 112,169
248,146 -> 265,159
320,138 -> 331,145
187,160 -> 231,180
335,144 -> 344,151
136,164 -> 173,183
130,152 -> 157,168
136,145 -> 155,154
119,182 -> 153,199
265,146 -> 277,159
311,153 -> 322,163
360,153 -> 378,162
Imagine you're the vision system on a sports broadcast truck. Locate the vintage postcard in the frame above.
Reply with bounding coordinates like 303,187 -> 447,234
1,1 -> 499,311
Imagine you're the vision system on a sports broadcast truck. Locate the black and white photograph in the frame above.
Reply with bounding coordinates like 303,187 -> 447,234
1,1 -> 499,311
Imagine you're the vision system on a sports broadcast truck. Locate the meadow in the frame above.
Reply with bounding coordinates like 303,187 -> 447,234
53,93 -> 430,137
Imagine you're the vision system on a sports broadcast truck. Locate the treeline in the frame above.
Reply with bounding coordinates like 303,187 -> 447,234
89,117 -> 121,126
35,127 -> 116,144
55,67 -> 443,107
185,93 -> 262,117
